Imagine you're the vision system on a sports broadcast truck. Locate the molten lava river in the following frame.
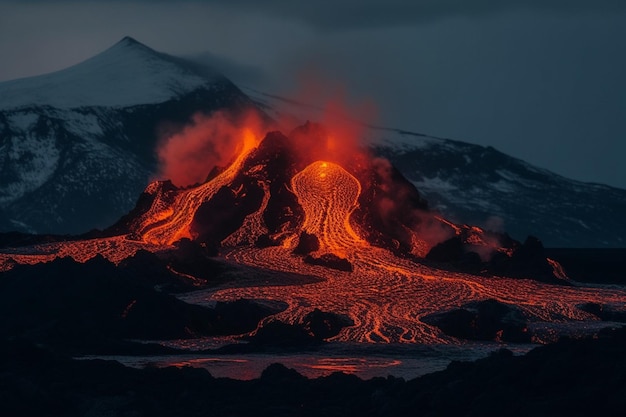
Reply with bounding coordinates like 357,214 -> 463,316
1,154 -> 625,348
209,161 -> 626,343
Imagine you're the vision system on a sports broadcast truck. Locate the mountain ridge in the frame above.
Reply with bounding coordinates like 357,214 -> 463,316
0,36 -> 223,109
241,87 -> 626,247
1,37 -> 625,247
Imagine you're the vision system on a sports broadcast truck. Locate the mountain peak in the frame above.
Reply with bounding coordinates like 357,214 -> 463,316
119,35 -> 141,45
0,38 -> 222,109
108,36 -> 156,55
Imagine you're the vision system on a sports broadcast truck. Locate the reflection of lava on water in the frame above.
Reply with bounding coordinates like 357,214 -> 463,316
1,122 -> 625,345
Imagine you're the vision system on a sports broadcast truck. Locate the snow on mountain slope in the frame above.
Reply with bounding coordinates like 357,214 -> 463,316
0,37 -> 219,109
0,37 -> 259,234
0,110 -> 61,206
242,88 -> 626,248
369,129 -> 626,248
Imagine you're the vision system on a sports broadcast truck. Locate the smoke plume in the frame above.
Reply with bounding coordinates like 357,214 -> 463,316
156,110 -> 265,187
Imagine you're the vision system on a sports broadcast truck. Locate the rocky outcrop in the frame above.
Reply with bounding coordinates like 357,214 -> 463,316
422,299 -> 531,343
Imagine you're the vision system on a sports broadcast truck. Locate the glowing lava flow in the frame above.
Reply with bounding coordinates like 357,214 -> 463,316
140,129 -> 259,245
212,161 -> 626,344
1,135 -> 625,346
0,236 -> 149,271
0,129 -> 260,270
291,161 -> 365,256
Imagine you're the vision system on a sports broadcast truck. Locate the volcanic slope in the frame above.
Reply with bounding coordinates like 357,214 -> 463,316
1,124 -> 624,345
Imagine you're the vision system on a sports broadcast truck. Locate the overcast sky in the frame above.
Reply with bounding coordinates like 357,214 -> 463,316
1,0 -> 625,188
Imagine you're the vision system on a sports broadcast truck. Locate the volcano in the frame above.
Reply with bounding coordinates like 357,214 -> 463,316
2,37 -> 625,248
114,121 -> 546,275
1,121 -> 624,345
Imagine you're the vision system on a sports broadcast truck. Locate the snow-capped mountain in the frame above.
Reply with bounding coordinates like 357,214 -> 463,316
0,37 -> 220,109
1,37 -> 624,247
0,37 -> 257,234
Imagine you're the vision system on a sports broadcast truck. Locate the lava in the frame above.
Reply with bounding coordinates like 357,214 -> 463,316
157,110 -> 265,188
218,243 -> 626,344
291,161 -> 365,257
141,128 -> 259,245
0,236 -> 148,271
0,121 -> 625,347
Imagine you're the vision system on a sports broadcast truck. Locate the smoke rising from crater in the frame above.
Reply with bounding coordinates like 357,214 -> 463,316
156,110 -> 265,187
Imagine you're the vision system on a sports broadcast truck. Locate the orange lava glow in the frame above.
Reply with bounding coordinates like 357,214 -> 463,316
217,242 -> 626,344
291,161 -> 365,257
1,118 -> 624,346
157,110 -> 265,188
141,127 -> 260,245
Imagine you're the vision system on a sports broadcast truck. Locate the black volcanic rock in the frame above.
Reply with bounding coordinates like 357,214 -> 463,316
293,231 -> 320,255
423,299 -> 531,343
544,248 -> 626,285
578,302 -> 626,322
105,180 -> 179,238
117,249 -> 202,292
172,236 -> 219,259
301,308 -> 354,340
245,131 -> 305,238
353,157 -> 436,254
426,235 -> 465,262
426,234 -> 567,284
191,179 -> 265,246
247,321 -> 320,348
426,237 -> 486,274
244,308 -> 353,348
0,256 -> 282,354
304,253 -> 354,272
254,233 -> 277,248
0,231 -> 73,249
117,241 -> 225,292
260,362 -> 308,382
490,235 -> 561,283
213,299 -> 288,334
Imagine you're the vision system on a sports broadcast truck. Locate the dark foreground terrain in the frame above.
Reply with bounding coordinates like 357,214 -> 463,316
1,244 -> 624,416
1,326 -> 624,417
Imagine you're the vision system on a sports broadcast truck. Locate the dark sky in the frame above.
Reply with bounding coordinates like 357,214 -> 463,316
2,1 -> 625,188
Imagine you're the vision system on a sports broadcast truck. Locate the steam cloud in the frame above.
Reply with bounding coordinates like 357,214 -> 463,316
156,110 -> 264,187
372,157 -> 455,254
